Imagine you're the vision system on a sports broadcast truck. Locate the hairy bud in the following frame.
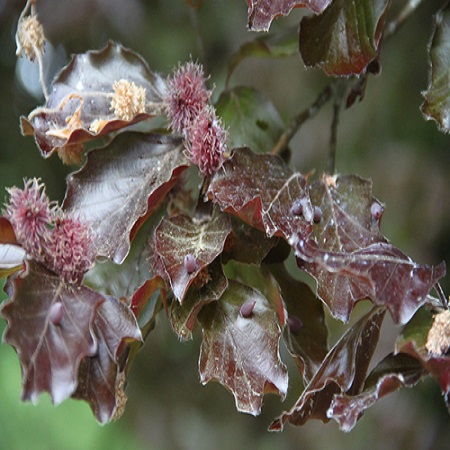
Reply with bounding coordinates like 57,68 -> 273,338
16,15 -> 45,62
426,309 -> 450,356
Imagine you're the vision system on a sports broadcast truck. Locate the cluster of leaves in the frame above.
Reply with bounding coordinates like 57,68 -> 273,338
0,0 -> 449,432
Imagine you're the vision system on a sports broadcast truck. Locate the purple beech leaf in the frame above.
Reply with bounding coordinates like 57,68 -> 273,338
269,307 -> 385,431
295,175 -> 446,324
300,0 -> 391,76
63,132 -> 188,264
21,41 -> 166,158
297,240 -> 446,325
170,259 -> 228,340
269,264 -> 328,382
222,217 -> 278,265
73,296 -> 142,423
215,86 -> 284,154
198,280 -> 288,416
207,147 -> 313,245
226,27 -> 298,84
396,308 -> 450,409
151,211 -> 232,303
421,4 -> 450,132
0,261 -> 105,405
0,244 -> 25,278
328,353 -> 425,432
245,0 -> 331,32
0,217 -> 18,245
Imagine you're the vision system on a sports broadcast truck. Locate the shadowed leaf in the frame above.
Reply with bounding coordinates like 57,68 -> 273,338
226,27 -> 298,83
269,264 -> 328,382
216,86 -> 284,154
300,0 -> 390,76
152,211 -> 232,302
296,175 -> 446,324
21,42 -> 166,158
0,217 -> 17,244
0,261 -> 105,404
269,307 -> 385,431
207,147 -> 313,244
199,280 -> 288,416
328,353 -> 424,432
421,4 -> 450,132
63,132 -> 188,264
73,296 -> 142,424
245,0 -> 331,31
170,259 -> 228,340
396,308 -> 450,410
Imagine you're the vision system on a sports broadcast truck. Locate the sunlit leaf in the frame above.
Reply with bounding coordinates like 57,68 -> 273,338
300,0 -> 391,76
21,42 -> 166,158
73,296 -> 142,424
170,259 -> 228,340
269,307 -> 385,431
328,353 -> 424,432
0,244 -> 25,278
63,132 -> 188,264
207,147 -> 313,244
215,86 -> 284,153
0,261 -> 104,404
269,264 -> 328,382
421,4 -> 450,132
295,174 -> 446,324
152,210 -> 232,302
245,0 -> 331,31
199,280 -> 288,416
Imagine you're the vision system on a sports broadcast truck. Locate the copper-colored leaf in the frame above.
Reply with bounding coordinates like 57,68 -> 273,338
296,175 -> 446,324
170,259 -> 228,340
269,307 -> 385,431
63,132 -> 188,264
300,0 -> 391,76
73,296 -> 142,423
328,353 -> 424,432
245,0 -> 331,31
152,211 -> 232,302
21,42 -> 166,158
0,261 -> 104,404
198,280 -> 288,416
207,147 -> 313,244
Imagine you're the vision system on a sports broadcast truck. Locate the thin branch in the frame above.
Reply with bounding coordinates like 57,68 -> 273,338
272,82 -> 335,156
435,283 -> 449,309
384,0 -> 427,38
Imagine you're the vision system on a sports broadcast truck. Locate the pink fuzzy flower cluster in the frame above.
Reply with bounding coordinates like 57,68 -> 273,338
4,178 -> 96,285
164,61 -> 228,177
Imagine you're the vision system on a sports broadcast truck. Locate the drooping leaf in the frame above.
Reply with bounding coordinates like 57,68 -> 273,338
198,280 -> 288,416
396,308 -> 450,409
21,41 -> 166,158
299,0 -> 391,76
215,86 -> 285,154
269,263 -> 328,382
73,296 -> 142,423
269,307 -> 385,431
151,210 -> 232,302
0,261 -> 104,404
0,244 -> 25,278
327,353 -> 425,432
421,4 -> 450,132
222,217 -> 279,265
63,132 -> 188,264
226,27 -> 298,84
207,147 -> 313,245
295,174 -> 446,324
245,0 -> 331,32
170,258 -> 228,340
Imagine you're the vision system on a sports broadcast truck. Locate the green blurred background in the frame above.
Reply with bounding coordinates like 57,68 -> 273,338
0,0 -> 449,449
